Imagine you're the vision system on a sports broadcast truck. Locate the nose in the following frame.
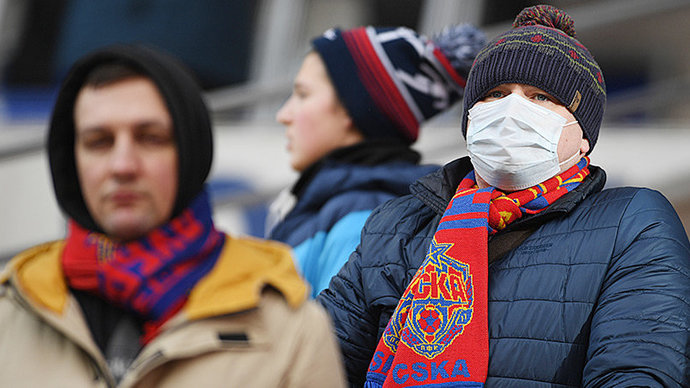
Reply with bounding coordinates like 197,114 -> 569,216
110,135 -> 139,179
506,84 -> 528,99
276,97 -> 292,125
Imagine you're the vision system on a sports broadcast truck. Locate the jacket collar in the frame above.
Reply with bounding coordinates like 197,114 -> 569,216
292,140 -> 420,198
410,156 -> 607,231
1,241 -> 69,312
183,236 -> 308,321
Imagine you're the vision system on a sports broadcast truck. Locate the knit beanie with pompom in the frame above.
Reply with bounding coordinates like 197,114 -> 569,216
461,4 -> 606,151
312,24 -> 485,144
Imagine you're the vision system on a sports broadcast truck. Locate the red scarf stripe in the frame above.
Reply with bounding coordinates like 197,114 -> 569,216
441,212 -> 491,223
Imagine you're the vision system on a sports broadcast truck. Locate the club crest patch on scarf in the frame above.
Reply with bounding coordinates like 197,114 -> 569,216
384,238 -> 474,359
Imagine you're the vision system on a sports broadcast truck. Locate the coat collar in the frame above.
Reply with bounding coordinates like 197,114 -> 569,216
1,241 -> 69,312
183,236 -> 308,320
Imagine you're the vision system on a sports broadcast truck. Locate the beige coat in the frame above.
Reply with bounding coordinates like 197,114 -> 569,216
0,236 -> 345,388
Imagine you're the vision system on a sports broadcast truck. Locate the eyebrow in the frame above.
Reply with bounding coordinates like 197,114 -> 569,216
75,126 -> 108,137
522,85 -> 548,94
133,120 -> 173,130
75,119 -> 172,136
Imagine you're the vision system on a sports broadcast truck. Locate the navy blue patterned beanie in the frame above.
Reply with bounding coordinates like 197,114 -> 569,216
312,24 -> 485,144
462,5 -> 606,151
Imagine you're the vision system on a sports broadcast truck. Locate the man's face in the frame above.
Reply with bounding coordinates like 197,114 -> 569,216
74,76 -> 178,241
470,83 -> 590,188
276,52 -> 363,172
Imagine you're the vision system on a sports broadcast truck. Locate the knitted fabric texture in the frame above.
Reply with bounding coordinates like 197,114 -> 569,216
365,157 -> 590,387
312,25 -> 485,144
62,191 -> 225,344
461,5 -> 606,151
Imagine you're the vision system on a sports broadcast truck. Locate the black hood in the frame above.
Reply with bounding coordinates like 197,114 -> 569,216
48,44 -> 213,232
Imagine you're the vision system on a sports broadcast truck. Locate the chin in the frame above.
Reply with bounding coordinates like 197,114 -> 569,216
103,216 -> 157,242
290,160 -> 305,172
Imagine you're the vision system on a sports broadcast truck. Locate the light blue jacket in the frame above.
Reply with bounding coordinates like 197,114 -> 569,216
267,144 -> 437,297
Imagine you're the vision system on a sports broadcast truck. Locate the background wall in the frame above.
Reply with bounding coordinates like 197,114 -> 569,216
1,0 -> 689,262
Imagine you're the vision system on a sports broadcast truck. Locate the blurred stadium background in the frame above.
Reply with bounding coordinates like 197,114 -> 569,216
2,0 -> 690,262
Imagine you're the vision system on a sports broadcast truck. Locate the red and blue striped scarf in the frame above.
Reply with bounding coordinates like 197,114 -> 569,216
365,157 -> 590,387
62,191 -> 225,343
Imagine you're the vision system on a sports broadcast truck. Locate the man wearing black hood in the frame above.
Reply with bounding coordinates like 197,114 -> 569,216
0,45 -> 345,387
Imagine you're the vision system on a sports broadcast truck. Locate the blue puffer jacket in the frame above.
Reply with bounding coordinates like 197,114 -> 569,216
318,156 -> 690,387
268,143 -> 438,298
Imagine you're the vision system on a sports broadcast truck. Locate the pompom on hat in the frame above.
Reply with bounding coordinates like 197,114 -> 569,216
461,5 -> 606,152
312,24 -> 485,144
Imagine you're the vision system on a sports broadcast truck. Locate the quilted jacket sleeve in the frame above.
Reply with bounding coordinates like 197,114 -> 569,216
583,188 -> 690,387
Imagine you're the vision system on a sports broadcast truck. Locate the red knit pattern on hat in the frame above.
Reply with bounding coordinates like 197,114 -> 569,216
343,28 -> 419,141
512,4 -> 576,38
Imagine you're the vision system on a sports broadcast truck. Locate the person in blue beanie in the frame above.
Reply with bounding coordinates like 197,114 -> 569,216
267,24 -> 486,297
318,5 -> 690,387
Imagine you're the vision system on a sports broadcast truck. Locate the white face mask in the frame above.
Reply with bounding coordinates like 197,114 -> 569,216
466,93 -> 579,191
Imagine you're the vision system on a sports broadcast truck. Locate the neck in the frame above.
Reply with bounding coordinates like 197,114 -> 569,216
475,173 -> 491,190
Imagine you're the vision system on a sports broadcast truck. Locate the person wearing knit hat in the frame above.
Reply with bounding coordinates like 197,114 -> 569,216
266,24 -> 486,297
318,5 -> 690,387
0,44 -> 346,387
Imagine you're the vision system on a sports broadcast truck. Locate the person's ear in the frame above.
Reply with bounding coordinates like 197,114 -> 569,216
339,104 -> 359,139
580,137 -> 590,154
345,123 -> 364,144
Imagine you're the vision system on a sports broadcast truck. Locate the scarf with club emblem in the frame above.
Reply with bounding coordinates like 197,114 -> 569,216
365,157 -> 590,387
62,191 -> 225,344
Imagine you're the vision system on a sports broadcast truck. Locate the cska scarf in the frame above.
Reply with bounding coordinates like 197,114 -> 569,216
365,157 -> 590,387
62,191 -> 225,343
